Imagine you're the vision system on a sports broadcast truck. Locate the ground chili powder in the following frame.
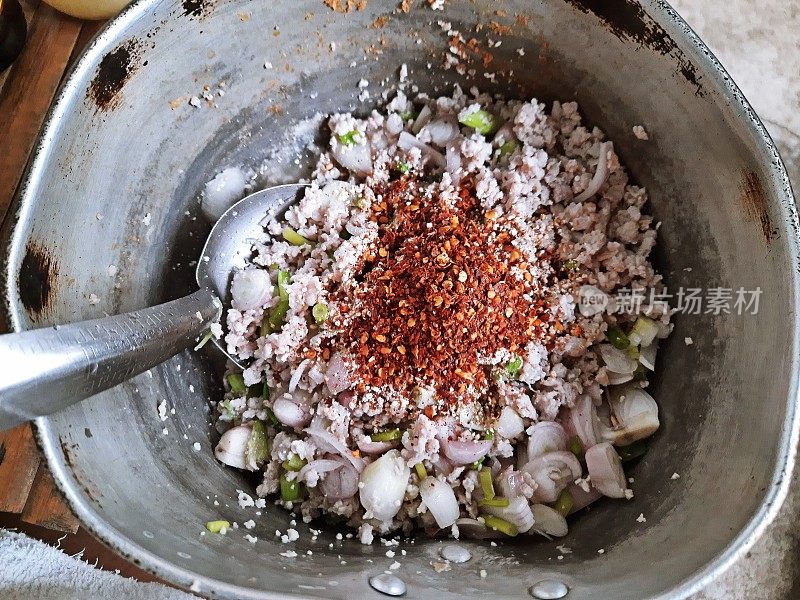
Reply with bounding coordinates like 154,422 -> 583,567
332,176 -> 557,418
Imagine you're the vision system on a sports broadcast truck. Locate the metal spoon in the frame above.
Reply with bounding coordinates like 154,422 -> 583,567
0,183 -> 306,431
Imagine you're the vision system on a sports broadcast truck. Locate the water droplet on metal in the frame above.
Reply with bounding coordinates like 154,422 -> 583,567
369,573 -> 406,596
177,551 -> 192,559
142,530 -> 154,538
440,544 -> 472,563
529,579 -> 569,599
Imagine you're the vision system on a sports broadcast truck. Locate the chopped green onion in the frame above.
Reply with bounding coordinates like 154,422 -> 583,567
458,108 -> 500,135
414,462 -> 428,480
478,467 -> 495,500
552,489 -> 574,517
370,429 -> 402,442
312,302 -> 329,324
265,407 -> 281,428
247,421 -> 269,465
337,130 -> 360,146
606,326 -> 630,350
632,364 -> 647,381
282,227 -> 312,246
630,316 -> 659,347
505,355 -> 523,378
482,429 -> 495,440
471,457 -> 485,470
262,382 -> 271,400
399,110 -> 418,121
280,474 -> 302,502
499,139 -> 518,156
627,344 -> 640,360
194,330 -> 214,351
261,270 -> 292,336
568,435 -> 583,459
277,270 -> 290,300
479,496 -> 510,508
282,453 -> 306,472
205,520 -> 230,533
563,259 -> 579,271
617,439 -> 648,462
396,161 -> 411,174
227,373 -> 247,396
481,515 -> 519,537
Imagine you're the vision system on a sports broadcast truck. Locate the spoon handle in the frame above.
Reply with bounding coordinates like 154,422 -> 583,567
0,288 -> 220,431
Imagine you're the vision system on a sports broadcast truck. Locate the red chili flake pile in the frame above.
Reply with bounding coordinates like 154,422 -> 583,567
331,177 -> 560,417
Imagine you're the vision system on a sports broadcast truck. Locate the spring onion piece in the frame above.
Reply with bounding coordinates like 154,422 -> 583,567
481,515 -> 519,536
478,467 -> 496,500
261,270 -> 292,336
479,496 -> 510,508
629,316 -> 659,347
247,421 -> 269,466
563,259 -> 579,271
205,520 -> 230,533
482,429 -> 495,440
370,429 -> 402,442
337,130 -> 360,146
459,109 -> 499,136
471,458 -> 485,470
399,110 -> 418,121
312,302 -> 329,324
265,407 -> 281,429
280,474 -> 302,502
282,227 -> 312,246
262,382 -> 271,400
553,489 -> 574,517
414,462 -> 428,480
499,139 -> 518,156
568,435 -> 583,459
396,161 -> 412,174
505,355 -> 523,378
627,344 -> 640,360
227,373 -> 247,396
282,452 -> 306,472
617,439 -> 648,462
194,330 -> 214,351
632,364 -> 647,381
606,326 -> 630,350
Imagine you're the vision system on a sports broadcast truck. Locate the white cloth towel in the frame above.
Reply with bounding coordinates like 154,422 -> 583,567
0,529 -> 195,600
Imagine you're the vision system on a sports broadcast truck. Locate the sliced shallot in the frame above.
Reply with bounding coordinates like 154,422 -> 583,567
603,388 -> 660,446
566,482 -> 603,514
230,269 -> 273,310
358,450 -> 410,522
483,496 -> 534,533
288,359 -> 310,393
598,344 -> 638,374
530,504 -> 568,538
214,425 -> 251,470
324,352 -> 352,395
397,132 -> 447,168
330,141 -> 373,176
574,141 -> 612,202
303,426 -> 366,472
419,476 -> 460,529
497,406 -> 525,439
356,435 -> 398,455
320,459 -> 360,500
585,442 -> 627,498
442,439 -> 493,466
272,397 -> 311,428
566,395 -> 601,449
523,451 -> 582,503
527,421 -> 568,458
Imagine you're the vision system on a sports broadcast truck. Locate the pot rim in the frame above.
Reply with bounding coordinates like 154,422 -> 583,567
2,0 -> 798,598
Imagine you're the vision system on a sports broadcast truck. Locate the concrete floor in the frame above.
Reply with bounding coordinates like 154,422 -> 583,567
671,1 -> 800,598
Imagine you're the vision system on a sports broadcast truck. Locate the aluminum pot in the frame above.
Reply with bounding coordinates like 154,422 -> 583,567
1,1 -> 797,598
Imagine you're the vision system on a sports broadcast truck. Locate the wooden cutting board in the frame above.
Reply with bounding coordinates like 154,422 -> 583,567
0,0 -> 106,535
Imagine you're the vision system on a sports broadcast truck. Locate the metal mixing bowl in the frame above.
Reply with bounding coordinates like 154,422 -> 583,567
1,1 -> 798,598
